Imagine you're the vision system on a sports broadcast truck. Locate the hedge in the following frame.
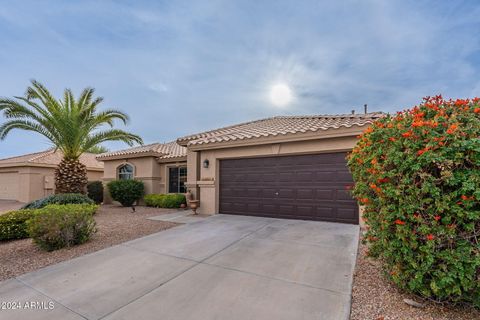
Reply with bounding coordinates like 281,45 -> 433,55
347,96 -> 480,307
0,209 -> 37,241
144,194 -> 186,208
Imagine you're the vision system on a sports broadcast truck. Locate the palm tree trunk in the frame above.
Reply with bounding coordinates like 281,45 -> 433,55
54,158 -> 88,194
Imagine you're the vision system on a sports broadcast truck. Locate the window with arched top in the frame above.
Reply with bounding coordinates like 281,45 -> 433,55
117,164 -> 134,180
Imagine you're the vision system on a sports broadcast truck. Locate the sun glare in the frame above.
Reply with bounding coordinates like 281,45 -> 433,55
270,83 -> 292,107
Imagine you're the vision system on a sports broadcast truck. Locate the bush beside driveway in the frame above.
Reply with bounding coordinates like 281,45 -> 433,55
351,237 -> 480,320
1,216 -> 359,320
0,205 -> 179,281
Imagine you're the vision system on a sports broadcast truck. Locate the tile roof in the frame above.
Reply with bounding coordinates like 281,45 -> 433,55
96,141 -> 187,160
0,149 -> 103,169
177,112 -> 385,146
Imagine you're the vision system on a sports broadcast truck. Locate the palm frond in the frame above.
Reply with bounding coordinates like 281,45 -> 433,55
0,80 -> 143,159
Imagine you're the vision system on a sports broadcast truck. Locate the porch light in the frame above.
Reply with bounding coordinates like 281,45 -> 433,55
203,159 -> 210,168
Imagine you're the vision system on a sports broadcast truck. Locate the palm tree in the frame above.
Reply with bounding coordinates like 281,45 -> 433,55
0,80 -> 143,193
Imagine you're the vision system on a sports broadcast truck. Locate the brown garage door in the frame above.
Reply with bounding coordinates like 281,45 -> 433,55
219,152 -> 358,224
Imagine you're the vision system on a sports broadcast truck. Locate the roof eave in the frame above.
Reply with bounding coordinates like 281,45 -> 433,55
0,162 -> 103,171
157,156 -> 187,163
96,151 -> 166,161
186,124 -> 370,151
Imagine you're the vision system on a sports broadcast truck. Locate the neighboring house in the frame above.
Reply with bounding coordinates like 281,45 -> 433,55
0,149 -> 103,203
98,113 -> 383,224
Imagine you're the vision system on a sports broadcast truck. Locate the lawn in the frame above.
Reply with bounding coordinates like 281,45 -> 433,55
0,205 -> 180,281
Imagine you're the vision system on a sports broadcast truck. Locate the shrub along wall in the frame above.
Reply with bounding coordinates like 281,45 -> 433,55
107,180 -> 144,207
22,193 -> 94,209
144,194 -> 186,208
348,96 -> 480,308
87,181 -> 104,204
0,209 -> 37,241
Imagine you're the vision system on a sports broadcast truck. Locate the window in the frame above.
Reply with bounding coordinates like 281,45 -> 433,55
169,166 -> 187,193
118,164 -> 134,180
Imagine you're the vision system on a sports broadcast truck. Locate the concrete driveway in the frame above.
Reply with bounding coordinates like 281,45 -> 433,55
0,214 -> 359,320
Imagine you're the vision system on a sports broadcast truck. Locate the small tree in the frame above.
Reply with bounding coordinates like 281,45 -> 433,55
348,96 -> 480,307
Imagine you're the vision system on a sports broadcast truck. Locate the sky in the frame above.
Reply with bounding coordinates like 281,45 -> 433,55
0,0 -> 479,158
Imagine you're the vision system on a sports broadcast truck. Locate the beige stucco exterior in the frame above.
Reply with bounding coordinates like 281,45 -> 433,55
99,125 -> 366,221
101,156 -> 187,204
0,165 -> 103,203
187,130 -> 361,215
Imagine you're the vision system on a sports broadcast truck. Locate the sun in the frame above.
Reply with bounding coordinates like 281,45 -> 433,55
270,83 -> 292,107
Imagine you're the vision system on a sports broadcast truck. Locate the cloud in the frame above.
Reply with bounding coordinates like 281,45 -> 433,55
0,0 -> 479,157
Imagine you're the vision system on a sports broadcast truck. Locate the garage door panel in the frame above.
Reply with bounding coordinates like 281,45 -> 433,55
219,152 -> 358,224
278,189 -> 295,199
316,189 -> 334,200
0,172 -> 19,200
337,208 -> 357,220
297,189 -> 313,199
262,204 -> 276,213
316,207 -> 335,218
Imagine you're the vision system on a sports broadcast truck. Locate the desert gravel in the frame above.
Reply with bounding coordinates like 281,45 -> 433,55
351,237 -> 480,320
0,205 -> 180,281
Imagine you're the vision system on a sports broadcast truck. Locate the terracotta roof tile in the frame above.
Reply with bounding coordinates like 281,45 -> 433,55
177,112 -> 385,146
0,149 -> 103,169
96,141 -> 186,160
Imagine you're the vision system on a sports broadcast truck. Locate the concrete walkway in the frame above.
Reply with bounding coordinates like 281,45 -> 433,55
0,215 -> 359,320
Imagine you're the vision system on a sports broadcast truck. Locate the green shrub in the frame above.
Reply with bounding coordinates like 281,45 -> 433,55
22,193 -> 94,209
0,209 -> 37,241
27,204 -> 97,251
144,193 -> 186,208
107,180 -> 144,206
144,194 -> 165,207
87,181 -> 104,204
348,96 -> 480,307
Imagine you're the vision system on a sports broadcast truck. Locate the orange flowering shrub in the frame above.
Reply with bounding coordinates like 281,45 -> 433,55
348,96 -> 480,307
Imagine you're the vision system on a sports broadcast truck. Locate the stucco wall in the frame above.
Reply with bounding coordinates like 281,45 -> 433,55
190,135 -> 359,215
0,166 -> 103,203
100,156 -> 187,204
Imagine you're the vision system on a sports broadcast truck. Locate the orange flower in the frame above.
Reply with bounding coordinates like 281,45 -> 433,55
434,215 -> 441,221
446,123 -> 458,134
454,99 -> 469,107
426,234 -> 435,241
371,158 -> 378,165
474,108 -> 480,113
394,219 -> 405,225
402,131 -> 413,138
360,198 -> 369,204
388,137 -> 396,142
417,147 -> 431,156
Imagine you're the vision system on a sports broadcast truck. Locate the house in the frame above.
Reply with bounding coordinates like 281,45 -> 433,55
0,149 -> 104,203
98,113 -> 383,224
96,141 -> 187,202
